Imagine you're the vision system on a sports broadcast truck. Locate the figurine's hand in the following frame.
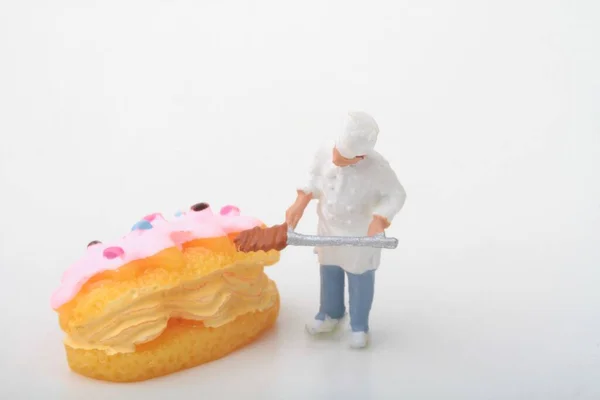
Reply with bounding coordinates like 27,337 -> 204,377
367,215 -> 390,236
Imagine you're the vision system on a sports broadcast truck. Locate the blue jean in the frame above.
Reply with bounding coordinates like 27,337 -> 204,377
315,264 -> 375,333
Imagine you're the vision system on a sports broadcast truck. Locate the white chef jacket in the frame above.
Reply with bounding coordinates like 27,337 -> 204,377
298,141 -> 407,274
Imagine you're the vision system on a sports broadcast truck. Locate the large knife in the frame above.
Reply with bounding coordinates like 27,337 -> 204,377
233,223 -> 398,253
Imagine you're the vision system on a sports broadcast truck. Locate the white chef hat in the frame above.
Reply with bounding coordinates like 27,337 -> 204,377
335,111 -> 380,158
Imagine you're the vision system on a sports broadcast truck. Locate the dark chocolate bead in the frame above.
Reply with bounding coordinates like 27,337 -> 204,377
190,202 -> 209,212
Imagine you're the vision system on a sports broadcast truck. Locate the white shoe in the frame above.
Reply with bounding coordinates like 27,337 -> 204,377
305,316 -> 340,335
349,331 -> 369,349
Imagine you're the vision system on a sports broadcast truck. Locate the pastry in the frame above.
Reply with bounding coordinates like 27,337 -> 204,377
50,203 -> 280,382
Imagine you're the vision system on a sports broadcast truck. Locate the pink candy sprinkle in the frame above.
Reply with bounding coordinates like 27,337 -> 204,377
143,213 -> 162,222
220,205 -> 240,216
103,246 -> 125,260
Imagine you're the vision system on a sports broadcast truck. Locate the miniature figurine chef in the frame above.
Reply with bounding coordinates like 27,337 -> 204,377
286,111 -> 406,349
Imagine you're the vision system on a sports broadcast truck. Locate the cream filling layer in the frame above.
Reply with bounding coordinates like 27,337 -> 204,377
63,263 -> 277,355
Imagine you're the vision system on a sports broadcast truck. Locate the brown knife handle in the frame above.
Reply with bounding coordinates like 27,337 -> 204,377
233,223 -> 289,253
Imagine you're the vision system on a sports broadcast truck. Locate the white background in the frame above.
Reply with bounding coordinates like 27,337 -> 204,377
1,0 -> 599,399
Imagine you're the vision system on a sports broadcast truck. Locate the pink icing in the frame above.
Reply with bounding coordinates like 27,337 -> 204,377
169,231 -> 194,248
50,205 -> 264,310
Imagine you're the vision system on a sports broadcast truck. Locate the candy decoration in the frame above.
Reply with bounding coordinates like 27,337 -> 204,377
191,202 -> 210,212
131,220 -> 153,231
220,205 -> 240,216
103,246 -> 125,260
87,240 -> 102,248
143,213 -> 162,222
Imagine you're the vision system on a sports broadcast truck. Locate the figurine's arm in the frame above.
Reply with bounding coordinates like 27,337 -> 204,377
296,147 -> 323,199
287,147 -> 323,228
371,162 -> 406,229
289,189 -> 313,219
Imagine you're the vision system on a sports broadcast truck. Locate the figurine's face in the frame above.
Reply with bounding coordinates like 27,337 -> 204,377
332,147 -> 364,167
